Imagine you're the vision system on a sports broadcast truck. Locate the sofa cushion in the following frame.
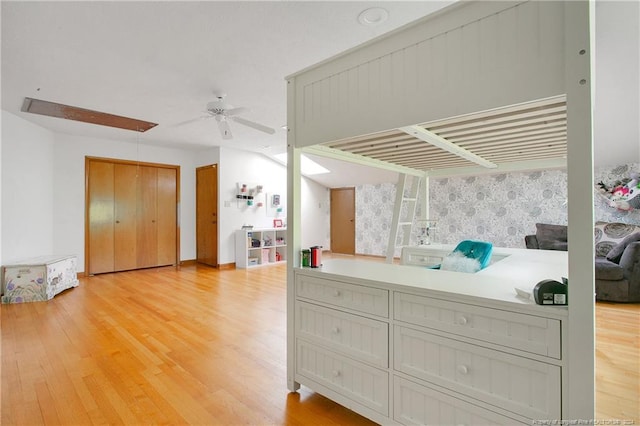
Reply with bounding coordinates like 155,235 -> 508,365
605,232 -> 640,263
594,221 -> 640,257
535,223 -> 568,250
595,257 -> 625,281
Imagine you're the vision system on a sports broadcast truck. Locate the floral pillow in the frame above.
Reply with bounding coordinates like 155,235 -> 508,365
594,221 -> 640,257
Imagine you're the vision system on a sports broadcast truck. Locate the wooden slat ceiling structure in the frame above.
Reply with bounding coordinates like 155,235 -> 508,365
323,96 -> 567,173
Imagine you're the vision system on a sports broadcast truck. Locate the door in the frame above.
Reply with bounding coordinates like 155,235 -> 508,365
330,187 -> 355,255
137,166 -> 158,268
88,161 -> 115,274
196,164 -> 218,266
157,167 -> 178,266
114,164 -> 138,271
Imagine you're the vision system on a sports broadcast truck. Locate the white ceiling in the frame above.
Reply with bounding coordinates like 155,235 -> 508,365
2,1 -> 638,188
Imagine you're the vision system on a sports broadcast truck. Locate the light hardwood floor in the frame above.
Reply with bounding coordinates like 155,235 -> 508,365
1,262 -> 638,425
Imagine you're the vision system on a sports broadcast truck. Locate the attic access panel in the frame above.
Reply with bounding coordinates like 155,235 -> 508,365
21,97 -> 158,132
322,96 -> 567,174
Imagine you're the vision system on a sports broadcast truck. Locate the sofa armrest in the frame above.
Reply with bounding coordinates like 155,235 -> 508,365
619,242 -> 640,278
525,234 -> 539,249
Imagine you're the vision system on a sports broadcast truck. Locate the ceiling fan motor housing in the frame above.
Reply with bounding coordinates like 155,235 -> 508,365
207,100 -> 227,115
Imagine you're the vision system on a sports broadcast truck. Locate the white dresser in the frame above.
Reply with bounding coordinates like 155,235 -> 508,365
290,249 -> 568,425
1,255 -> 79,304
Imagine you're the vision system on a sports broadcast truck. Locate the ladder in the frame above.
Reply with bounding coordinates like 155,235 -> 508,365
386,174 -> 422,263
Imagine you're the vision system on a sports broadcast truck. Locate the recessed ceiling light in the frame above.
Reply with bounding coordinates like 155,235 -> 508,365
358,8 -> 389,26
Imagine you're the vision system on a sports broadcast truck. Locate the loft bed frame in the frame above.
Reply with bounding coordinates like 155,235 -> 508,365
286,0 -> 594,420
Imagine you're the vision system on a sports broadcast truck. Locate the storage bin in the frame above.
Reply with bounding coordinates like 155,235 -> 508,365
1,255 -> 79,303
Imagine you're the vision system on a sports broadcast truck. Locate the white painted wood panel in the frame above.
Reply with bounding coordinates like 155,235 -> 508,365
394,377 -> 527,425
295,301 -> 388,368
295,274 -> 389,317
394,292 -> 561,358
394,326 -> 561,420
289,1 -> 565,148
296,340 -> 389,415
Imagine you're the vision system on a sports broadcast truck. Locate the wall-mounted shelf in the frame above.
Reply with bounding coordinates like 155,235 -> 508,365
235,228 -> 287,268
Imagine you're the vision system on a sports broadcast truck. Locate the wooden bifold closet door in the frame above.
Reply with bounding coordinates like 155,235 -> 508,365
86,157 -> 179,275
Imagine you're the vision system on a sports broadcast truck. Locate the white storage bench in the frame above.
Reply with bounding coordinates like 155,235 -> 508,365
1,255 -> 79,304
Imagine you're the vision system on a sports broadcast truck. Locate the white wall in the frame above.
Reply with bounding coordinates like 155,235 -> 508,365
52,132 -> 199,272
1,111 -> 55,264
217,148 -> 288,264
594,0 -> 640,167
1,111 -> 201,272
1,112 -> 331,271
301,176 -> 330,250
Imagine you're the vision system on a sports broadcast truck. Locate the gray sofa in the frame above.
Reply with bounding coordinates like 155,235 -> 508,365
525,222 -> 640,302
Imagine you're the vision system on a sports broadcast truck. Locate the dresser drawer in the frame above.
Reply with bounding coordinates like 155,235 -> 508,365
296,301 -> 388,367
394,292 -> 561,358
394,326 -> 561,420
296,274 -> 388,317
394,376 -> 527,425
296,340 -> 389,416
400,247 -> 444,267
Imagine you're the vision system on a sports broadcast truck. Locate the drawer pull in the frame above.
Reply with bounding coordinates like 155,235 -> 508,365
332,370 -> 341,377
332,326 -> 340,334
457,365 -> 469,375
457,316 -> 468,325
333,290 -> 341,297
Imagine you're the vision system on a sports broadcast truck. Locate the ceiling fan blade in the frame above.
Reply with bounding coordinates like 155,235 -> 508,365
173,114 -> 212,127
224,107 -> 248,117
217,118 -> 233,139
231,116 -> 276,135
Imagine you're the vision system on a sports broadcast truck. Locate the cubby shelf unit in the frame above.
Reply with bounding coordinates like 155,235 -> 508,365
235,228 -> 287,268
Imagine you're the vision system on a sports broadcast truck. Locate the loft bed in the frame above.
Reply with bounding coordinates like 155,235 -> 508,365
286,1 -> 594,423
304,94 -> 568,178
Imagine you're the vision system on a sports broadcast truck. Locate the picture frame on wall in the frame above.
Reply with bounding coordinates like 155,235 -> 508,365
273,219 -> 283,228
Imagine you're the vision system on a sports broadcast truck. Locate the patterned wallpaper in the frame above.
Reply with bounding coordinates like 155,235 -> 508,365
354,163 -> 640,257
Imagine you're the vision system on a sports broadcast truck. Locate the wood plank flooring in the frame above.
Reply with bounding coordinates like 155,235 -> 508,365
1,262 -> 638,425
595,302 -> 640,422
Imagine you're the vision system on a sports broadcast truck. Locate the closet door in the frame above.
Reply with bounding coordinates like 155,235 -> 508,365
87,157 -> 179,274
88,161 -> 115,274
114,164 -> 138,271
157,167 -> 177,266
136,166 -> 158,269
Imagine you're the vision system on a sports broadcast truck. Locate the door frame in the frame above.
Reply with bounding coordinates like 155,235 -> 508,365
85,156 -> 181,274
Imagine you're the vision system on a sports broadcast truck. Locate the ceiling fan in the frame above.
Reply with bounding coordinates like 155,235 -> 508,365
178,94 -> 276,140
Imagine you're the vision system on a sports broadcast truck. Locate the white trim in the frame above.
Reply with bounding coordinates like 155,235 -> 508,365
564,1 -> 595,419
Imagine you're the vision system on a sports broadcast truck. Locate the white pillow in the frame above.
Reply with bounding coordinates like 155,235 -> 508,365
440,251 -> 481,273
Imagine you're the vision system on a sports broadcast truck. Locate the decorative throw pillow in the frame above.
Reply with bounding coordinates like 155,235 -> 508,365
440,251 -> 481,273
536,223 -> 568,250
605,232 -> 640,263
594,221 -> 640,257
